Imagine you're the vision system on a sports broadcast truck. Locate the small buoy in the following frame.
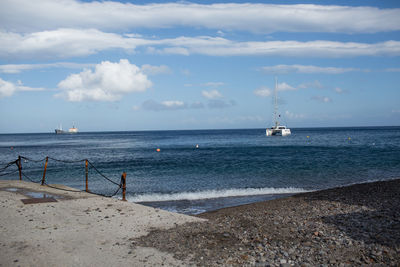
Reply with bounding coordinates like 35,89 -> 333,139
348,137 -> 351,140
156,148 -> 161,152
306,136 -> 310,139
195,144 -> 199,148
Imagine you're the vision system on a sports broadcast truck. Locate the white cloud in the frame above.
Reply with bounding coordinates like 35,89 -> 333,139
56,59 -> 152,102
0,62 -> 94,74
277,82 -> 296,91
254,82 -> 296,97
0,29 -> 139,59
201,90 -> 235,109
161,47 -> 190,56
181,69 -> 191,76
0,78 -> 16,98
261,64 -> 363,74
311,96 -> 332,103
1,1 -> 399,34
141,64 -> 172,75
0,78 -> 44,98
138,99 -> 205,111
298,80 -> 324,89
202,82 -> 224,87
2,30 -> 400,59
254,86 -> 272,97
384,68 -> 400,72
147,37 -> 400,57
185,82 -> 224,88
334,87 -> 343,94
285,110 -> 306,119
217,30 -> 225,36
202,90 -> 223,99
208,99 -> 236,109
162,100 -> 185,108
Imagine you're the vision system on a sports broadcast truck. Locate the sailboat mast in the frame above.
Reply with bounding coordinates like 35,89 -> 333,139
274,77 -> 278,128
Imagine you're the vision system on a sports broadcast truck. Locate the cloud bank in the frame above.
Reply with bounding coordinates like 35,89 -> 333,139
1,1 -> 399,34
261,64 -> 364,74
57,59 -> 152,102
1,30 -> 400,60
0,62 -> 94,74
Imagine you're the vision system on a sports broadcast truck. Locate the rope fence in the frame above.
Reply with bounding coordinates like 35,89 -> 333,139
0,155 -> 127,200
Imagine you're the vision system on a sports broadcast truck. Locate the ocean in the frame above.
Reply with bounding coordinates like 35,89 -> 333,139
0,127 -> 399,214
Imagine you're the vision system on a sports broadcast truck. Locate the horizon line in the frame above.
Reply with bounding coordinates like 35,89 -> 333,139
1,125 -> 399,135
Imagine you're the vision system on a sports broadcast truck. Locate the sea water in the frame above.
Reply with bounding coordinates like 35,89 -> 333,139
0,127 -> 399,214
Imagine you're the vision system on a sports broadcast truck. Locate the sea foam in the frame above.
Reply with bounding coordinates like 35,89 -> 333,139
128,187 -> 308,202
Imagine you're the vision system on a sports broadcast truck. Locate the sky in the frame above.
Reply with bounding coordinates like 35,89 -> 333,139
0,0 -> 399,133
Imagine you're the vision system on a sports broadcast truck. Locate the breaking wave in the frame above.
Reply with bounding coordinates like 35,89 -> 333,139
128,187 -> 308,202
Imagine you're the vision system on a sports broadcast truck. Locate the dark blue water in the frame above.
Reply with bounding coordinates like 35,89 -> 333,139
0,127 -> 399,214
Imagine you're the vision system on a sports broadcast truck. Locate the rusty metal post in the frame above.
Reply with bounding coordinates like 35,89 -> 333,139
121,172 -> 127,201
18,156 -> 22,181
41,157 -> 48,185
85,159 -> 89,192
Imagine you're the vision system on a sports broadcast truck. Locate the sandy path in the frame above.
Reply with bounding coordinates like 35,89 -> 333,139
0,180 -> 204,267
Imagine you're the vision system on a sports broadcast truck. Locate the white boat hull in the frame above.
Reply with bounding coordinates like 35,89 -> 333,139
266,128 -> 291,136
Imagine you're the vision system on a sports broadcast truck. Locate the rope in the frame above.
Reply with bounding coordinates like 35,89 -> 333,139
21,171 -> 42,184
0,160 -> 18,172
42,181 -> 122,198
20,156 -> 46,163
42,182 -> 85,193
101,181 -> 123,198
0,169 -> 19,177
48,157 -> 86,163
3,155 -> 125,199
87,160 -> 120,186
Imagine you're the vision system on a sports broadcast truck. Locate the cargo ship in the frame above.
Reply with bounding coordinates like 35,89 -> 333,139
55,124 -> 78,134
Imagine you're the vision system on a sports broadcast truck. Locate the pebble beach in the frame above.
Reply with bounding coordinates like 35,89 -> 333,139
136,178 -> 400,266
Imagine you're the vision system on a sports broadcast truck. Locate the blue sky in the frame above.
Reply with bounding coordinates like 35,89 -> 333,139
0,0 -> 399,133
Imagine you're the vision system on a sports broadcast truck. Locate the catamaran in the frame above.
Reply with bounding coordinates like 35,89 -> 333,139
266,78 -> 291,136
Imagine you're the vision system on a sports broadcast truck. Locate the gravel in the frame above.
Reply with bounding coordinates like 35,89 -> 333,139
134,179 -> 400,266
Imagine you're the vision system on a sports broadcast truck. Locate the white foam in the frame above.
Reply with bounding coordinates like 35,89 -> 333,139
128,187 -> 308,202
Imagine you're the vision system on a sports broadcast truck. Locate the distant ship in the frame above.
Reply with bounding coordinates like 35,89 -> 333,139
55,124 -> 78,134
266,78 -> 291,137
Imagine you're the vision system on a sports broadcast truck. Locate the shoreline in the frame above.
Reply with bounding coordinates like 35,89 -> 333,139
136,178 -> 400,266
196,177 -> 400,215
136,178 -> 400,215
1,178 -> 399,266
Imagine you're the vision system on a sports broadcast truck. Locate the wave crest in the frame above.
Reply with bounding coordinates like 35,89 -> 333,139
128,187 -> 307,202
